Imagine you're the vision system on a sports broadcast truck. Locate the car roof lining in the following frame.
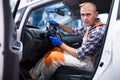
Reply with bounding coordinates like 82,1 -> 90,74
63,0 -> 112,19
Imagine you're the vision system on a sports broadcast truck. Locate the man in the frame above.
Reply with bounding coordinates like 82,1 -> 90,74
29,2 -> 106,80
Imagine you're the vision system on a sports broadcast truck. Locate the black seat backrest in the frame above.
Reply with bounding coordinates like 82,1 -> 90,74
93,43 -> 103,69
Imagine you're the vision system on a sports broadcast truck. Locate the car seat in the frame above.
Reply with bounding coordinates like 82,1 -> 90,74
51,43 -> 104,80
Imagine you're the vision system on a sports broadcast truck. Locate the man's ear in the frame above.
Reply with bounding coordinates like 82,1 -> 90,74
95,11 -> 98,17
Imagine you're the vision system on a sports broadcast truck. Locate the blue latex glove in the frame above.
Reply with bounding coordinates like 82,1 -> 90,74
48,19 -> 59,27
50,36 -> 62,47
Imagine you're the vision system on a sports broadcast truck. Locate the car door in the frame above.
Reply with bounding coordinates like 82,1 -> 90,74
93,0 -> 120,80
0,0 -> 4,79
1,0 -> 23,80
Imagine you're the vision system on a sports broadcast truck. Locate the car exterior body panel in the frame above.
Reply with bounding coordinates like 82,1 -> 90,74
93,0 -> 120,80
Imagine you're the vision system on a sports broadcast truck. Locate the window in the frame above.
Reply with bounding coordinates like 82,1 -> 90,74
27,2 -> 82,32
117,0 -> 120,20
10,0 -> 17,12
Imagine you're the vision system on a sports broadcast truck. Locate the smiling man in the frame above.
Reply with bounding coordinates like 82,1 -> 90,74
29,2 -> 106,80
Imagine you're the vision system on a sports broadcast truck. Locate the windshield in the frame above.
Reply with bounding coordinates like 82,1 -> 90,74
25,2 -> 83,35
27,3 -> 82,29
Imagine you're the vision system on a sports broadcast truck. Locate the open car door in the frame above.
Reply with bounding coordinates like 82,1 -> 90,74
1,0 -> 23,80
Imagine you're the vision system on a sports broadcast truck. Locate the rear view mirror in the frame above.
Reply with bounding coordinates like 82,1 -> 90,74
55,8 -> 65,16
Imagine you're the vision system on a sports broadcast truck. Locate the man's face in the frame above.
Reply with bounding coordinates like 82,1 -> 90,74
80,6 -> 98,27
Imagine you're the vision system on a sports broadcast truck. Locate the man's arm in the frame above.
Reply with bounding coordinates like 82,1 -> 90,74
60,43 -> 78,58
48,19 -> 73,34
59,24 -> 73,34
50,36 -> 78,58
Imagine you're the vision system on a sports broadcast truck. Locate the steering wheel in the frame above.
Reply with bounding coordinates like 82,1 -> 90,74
46,24 -> 62,40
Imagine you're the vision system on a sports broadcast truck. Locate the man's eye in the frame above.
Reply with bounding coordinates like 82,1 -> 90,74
81,13 -> 91,17
81,14 -> 85,17
86,13 -> 91,16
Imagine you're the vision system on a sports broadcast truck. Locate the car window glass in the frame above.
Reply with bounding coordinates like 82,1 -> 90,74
98,13 -> 108,23
117,0 -> 120,20
27,2 -> 83,33
10,0 -> 17,12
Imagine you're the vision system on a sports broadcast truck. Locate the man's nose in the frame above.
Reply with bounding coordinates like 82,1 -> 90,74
83,15 -> 88,20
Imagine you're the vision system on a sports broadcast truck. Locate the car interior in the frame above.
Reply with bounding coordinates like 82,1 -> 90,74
19,0 -> 112,80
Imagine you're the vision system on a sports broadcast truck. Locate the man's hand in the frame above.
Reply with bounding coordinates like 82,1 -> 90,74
50,36 -> 62,47
48,19 -> 59,27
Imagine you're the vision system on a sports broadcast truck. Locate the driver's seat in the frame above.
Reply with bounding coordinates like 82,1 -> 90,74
51,26 -> 107,80
53,66 -> 93,80
51,45 -> 102,80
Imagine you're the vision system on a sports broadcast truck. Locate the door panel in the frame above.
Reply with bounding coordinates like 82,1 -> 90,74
3,0 -> 23,80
